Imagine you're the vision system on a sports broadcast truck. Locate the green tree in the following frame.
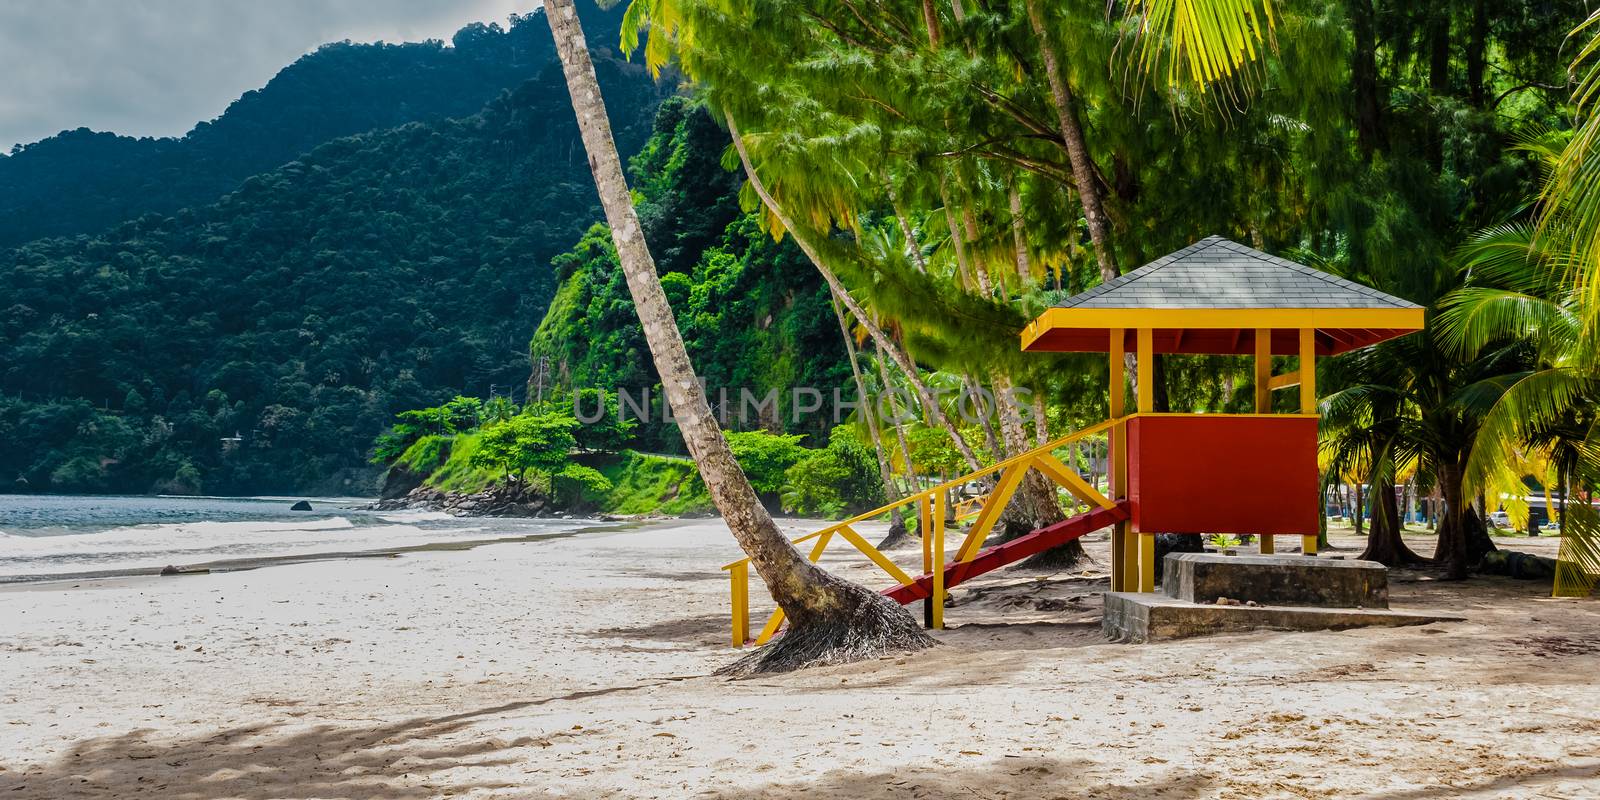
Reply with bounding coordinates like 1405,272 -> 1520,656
470,412 -> 580,487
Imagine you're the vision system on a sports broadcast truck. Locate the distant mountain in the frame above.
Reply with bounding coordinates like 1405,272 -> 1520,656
0,5 -> 626,251
0,14 -> 667,495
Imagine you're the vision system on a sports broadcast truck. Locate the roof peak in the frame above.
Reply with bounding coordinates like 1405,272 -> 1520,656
1055,235 -> 1420,311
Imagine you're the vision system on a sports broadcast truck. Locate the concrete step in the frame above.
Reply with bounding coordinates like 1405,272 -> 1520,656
1162,552 -> 1388,608
1103,591 -> 1462,643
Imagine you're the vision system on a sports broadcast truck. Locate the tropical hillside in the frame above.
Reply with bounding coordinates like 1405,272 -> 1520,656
0,6 -> 664,495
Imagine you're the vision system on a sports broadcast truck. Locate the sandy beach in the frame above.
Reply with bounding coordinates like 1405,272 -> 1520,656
3,519 -> 1598,799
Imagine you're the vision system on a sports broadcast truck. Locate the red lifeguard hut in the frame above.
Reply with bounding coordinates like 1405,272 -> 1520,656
721,236 -> 1427,646
1020,235 -> 1423,592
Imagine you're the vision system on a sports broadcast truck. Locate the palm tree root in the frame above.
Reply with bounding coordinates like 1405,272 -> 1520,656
875,513 -> 917,550
716,578 -> 936,677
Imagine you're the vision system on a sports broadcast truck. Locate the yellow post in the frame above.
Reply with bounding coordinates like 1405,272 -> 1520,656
728,561 -> 749,647
1109,328 -> 1126,591
919,495 -> 933,575
1136,327 -> 1155,591
1300,326 -> 1319,556
931,491 -> 946,629
1299,327 -> 1317,414
1138,534 -> 1156,592
1254,327 -> 1272,412
1136,328 -> 1154,414
1256,327 -> 1276,555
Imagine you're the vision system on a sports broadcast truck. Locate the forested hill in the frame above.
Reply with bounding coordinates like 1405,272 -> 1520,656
0,6 -> 624,250
0,30 -> 667,495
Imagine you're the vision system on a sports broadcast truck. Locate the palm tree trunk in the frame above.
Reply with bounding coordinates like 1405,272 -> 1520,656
1360,472 -> 1424,567
831,293 -> 911,550
726,111 -> 982,472
1008,184 -> 1032,286
545,0 -> 931,672
992,372 -> 1082,568
884,177 -> 928,273
876,349 -> 921,499
1432,459 -> 1472,579
1024,0 -> 1117,283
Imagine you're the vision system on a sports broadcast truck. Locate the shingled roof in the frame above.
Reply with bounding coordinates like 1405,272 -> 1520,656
1020,235 -> 1425,356
1057,236 -> 1419,310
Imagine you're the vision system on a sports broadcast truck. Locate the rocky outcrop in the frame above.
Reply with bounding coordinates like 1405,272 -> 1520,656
378,463 -> 427,500
368,481 -> 554,518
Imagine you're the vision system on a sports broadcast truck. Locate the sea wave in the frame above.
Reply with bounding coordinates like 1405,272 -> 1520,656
0,496 -> 602,579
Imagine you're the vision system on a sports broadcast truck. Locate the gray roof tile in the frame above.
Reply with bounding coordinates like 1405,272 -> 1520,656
1056,236 -> 1420,310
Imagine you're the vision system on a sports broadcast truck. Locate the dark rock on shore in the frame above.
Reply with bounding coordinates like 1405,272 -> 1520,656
290,500 -> 313,511
367,481 -> 553,518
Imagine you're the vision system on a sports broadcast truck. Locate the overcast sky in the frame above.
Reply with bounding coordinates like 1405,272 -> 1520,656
0,0 -> 540,152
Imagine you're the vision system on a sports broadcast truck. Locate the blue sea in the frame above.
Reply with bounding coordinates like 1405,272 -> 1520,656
0,494 -> 602,580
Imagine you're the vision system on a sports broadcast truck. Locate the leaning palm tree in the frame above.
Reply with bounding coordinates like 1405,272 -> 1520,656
542,0 -> 932,672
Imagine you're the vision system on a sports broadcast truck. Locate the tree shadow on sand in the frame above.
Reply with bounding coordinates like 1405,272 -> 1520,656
704,756 -> 1217,799
0,683 -> 665,800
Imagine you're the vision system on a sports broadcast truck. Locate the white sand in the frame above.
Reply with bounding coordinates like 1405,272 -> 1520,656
2,519 -> 1598,799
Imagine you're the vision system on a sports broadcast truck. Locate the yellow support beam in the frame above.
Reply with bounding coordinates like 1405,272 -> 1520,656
1138,533 -> 1156,592
1301,327 -> 1319,558
726,561 -> 749,647
931,491 -> 946,629
1267,370 -> 1301,390
955,460 -> 1028,563
1032,453 -> 1116,509
1254,327 -> 1272,412
1299,327 -> 1318,414
1109,330 -> 1125,592
835,524 -> 917,586
1136,328 -> 1154,413
1135,329 -> 1155,592
1019,306 -> 1425,350
919,495 -> 933,575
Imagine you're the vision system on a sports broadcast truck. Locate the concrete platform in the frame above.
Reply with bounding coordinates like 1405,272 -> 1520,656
1102,591 -> 1463,643
1163,552 -> 1388,608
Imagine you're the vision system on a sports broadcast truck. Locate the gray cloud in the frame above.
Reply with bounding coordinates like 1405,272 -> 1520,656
0,0 -> 538,151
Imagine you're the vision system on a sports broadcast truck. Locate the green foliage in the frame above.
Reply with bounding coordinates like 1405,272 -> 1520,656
779,426 -> 885,517
595,451 -> 713,515
395,435 -> 452,476
724,430 -> 808,495
568,388 -> 638,451
552,463 -> 614,505
0,19 -> 665,495
469,412 -> 580,485
419,433 -> 497,494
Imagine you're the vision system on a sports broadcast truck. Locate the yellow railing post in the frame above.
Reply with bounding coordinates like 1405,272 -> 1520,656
727,561 -> 749,647
931,491 -> 946,630
1300,326 -> 1320,558
1109,329 -> 1125,591
1136,328 -> 1156,592
919,495 -> 933,575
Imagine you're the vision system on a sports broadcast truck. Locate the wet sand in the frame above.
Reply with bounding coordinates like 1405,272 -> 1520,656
2,519 -> 1597,798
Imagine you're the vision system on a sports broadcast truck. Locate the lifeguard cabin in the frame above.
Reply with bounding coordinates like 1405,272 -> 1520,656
721,236 -> 1440,648
1021,235 -> 1423,598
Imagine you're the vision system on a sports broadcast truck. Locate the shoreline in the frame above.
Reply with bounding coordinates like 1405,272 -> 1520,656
0,519 -> 637,589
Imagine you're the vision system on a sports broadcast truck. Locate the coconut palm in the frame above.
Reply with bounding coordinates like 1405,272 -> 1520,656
542,0 -> 933,672
1436,221 -> 1600,596
1319,319 -> 1521,578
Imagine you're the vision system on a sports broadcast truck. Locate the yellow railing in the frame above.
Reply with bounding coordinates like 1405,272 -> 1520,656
952,492 -> 989,521
722,418 -> 1118,647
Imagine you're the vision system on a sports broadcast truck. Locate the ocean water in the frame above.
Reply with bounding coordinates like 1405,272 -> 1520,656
0,494 -> 605,581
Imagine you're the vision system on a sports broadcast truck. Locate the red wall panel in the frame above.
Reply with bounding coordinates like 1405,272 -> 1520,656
1127,415 -> 1319,535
